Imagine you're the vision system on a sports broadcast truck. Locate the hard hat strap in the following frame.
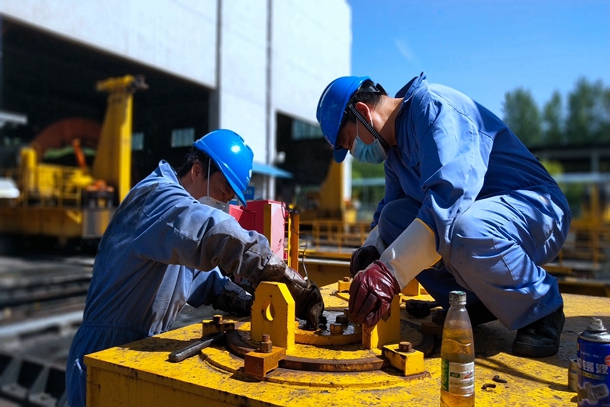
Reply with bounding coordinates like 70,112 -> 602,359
206,159 -> 212,198
348,104 -> 391,152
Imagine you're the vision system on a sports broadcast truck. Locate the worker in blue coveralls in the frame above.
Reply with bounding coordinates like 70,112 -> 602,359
66,129 -> 324,407
316,73 -> 571,359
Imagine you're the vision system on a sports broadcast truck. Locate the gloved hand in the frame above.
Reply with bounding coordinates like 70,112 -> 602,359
260,254 -> 325,330
212,280 -> 254,316
349,245 -> 380,277
293,280 -> 324,330
349,260 -> 400,327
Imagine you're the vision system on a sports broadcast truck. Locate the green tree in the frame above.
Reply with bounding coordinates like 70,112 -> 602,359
351,160 -> 385,180
566,77 -> 609,144
502,88 -> 542,147
604,86 -> 610,140
351,159 -> 385,213
542,91 -> 564,145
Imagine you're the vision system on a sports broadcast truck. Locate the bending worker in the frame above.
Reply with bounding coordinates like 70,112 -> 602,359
316,73 -> 570,359
66,129 -> 324,407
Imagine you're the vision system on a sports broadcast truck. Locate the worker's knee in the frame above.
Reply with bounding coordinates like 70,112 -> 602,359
448,211 -> 499,265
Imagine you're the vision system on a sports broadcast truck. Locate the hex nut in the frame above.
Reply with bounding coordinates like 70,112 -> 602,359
398,341 -> 413,352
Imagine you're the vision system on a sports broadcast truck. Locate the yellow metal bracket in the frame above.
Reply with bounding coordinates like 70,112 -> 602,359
401,279 -> 423,296
251,282 -> 296,351
382,342 -> 425,376
362,295 -> 401,350
337,277 -> 351,293
244,345 -> 287,379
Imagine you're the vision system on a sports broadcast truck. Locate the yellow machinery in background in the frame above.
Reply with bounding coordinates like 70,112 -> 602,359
298,160 -> 370,253
299,160 -> 350,222
0,75 -> 147,244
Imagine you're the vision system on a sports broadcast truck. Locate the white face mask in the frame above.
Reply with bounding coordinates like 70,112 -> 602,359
350,119 -> 387,164
197,160 -> 230,213
198,195 -> 229,213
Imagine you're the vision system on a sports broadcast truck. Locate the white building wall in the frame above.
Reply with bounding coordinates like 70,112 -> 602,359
218,0 -> 268,161
0,0 -> 218,87
273,0 -> 352,124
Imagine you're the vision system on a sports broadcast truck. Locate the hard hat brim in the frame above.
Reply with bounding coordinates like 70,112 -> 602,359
333,146 -> 348,163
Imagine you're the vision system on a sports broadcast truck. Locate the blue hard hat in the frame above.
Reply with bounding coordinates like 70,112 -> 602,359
316,76 -> 370,163
193,129 -> 253,206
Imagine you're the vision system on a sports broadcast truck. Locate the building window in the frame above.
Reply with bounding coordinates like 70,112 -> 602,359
171,128 -> 195,147
291,119 -> 322,140
132,132 -> 144,151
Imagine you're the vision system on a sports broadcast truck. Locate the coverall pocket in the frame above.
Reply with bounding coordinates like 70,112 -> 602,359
507,187 -> 556,247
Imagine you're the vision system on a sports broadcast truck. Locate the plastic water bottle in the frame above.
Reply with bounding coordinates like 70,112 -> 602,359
440,291 -> 475,406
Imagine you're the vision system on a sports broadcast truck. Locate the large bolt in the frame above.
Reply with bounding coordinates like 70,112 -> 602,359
343,276 -> 351,282
399,341 -> 413,352
260,334 -> 272,353
330,323 -> 344,334
213,314 -> 223,324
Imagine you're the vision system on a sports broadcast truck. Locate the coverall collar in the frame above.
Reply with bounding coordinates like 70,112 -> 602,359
395,72 -> 426,100
156,160 -> 181,185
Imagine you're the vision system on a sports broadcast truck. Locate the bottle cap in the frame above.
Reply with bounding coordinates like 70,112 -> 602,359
449,291 -> 467,305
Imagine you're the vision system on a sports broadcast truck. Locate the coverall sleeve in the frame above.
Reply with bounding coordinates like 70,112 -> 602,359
413,96 -> 494,257
130,183 -> 274,286
186,267 -> 231,308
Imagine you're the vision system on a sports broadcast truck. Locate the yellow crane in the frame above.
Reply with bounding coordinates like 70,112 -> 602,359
0,75 -> 147,246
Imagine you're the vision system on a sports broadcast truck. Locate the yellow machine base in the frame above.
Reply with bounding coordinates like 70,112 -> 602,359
85,290 -> 609,406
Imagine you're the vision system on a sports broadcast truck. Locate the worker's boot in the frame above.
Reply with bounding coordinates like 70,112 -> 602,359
212,280 -> 254,316
431,301 -> 497,327
512,304 -> 565,358
466,301 -> 497,327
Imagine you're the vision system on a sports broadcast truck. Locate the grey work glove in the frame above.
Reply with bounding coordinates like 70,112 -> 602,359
260,254 -> 325,330
212,280 -> 254,316
349,245 -> 380,277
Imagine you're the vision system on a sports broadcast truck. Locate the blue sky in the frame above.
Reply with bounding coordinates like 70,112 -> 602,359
349,0 -> 610,117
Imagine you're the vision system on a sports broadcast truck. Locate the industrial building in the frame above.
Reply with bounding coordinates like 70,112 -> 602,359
0,0 -> 351,203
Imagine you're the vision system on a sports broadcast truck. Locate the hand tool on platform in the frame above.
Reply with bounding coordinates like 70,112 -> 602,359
168,331 -> 226,362
168,314 -> 235,363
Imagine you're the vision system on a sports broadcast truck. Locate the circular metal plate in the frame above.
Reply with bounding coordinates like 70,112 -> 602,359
221,308 -> 433,373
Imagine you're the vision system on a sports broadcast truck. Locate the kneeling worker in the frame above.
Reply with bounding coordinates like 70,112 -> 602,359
66,129 -> 324,407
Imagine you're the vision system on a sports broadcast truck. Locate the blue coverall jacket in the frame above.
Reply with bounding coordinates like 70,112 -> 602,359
373,73 -> 571,331
66,161 -> 272,407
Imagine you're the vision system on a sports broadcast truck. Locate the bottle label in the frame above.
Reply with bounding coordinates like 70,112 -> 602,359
441,359 -> 475,395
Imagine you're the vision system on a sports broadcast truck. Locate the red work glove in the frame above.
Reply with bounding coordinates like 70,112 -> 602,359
349,245 -> 380,277
348,260 -> 401,327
